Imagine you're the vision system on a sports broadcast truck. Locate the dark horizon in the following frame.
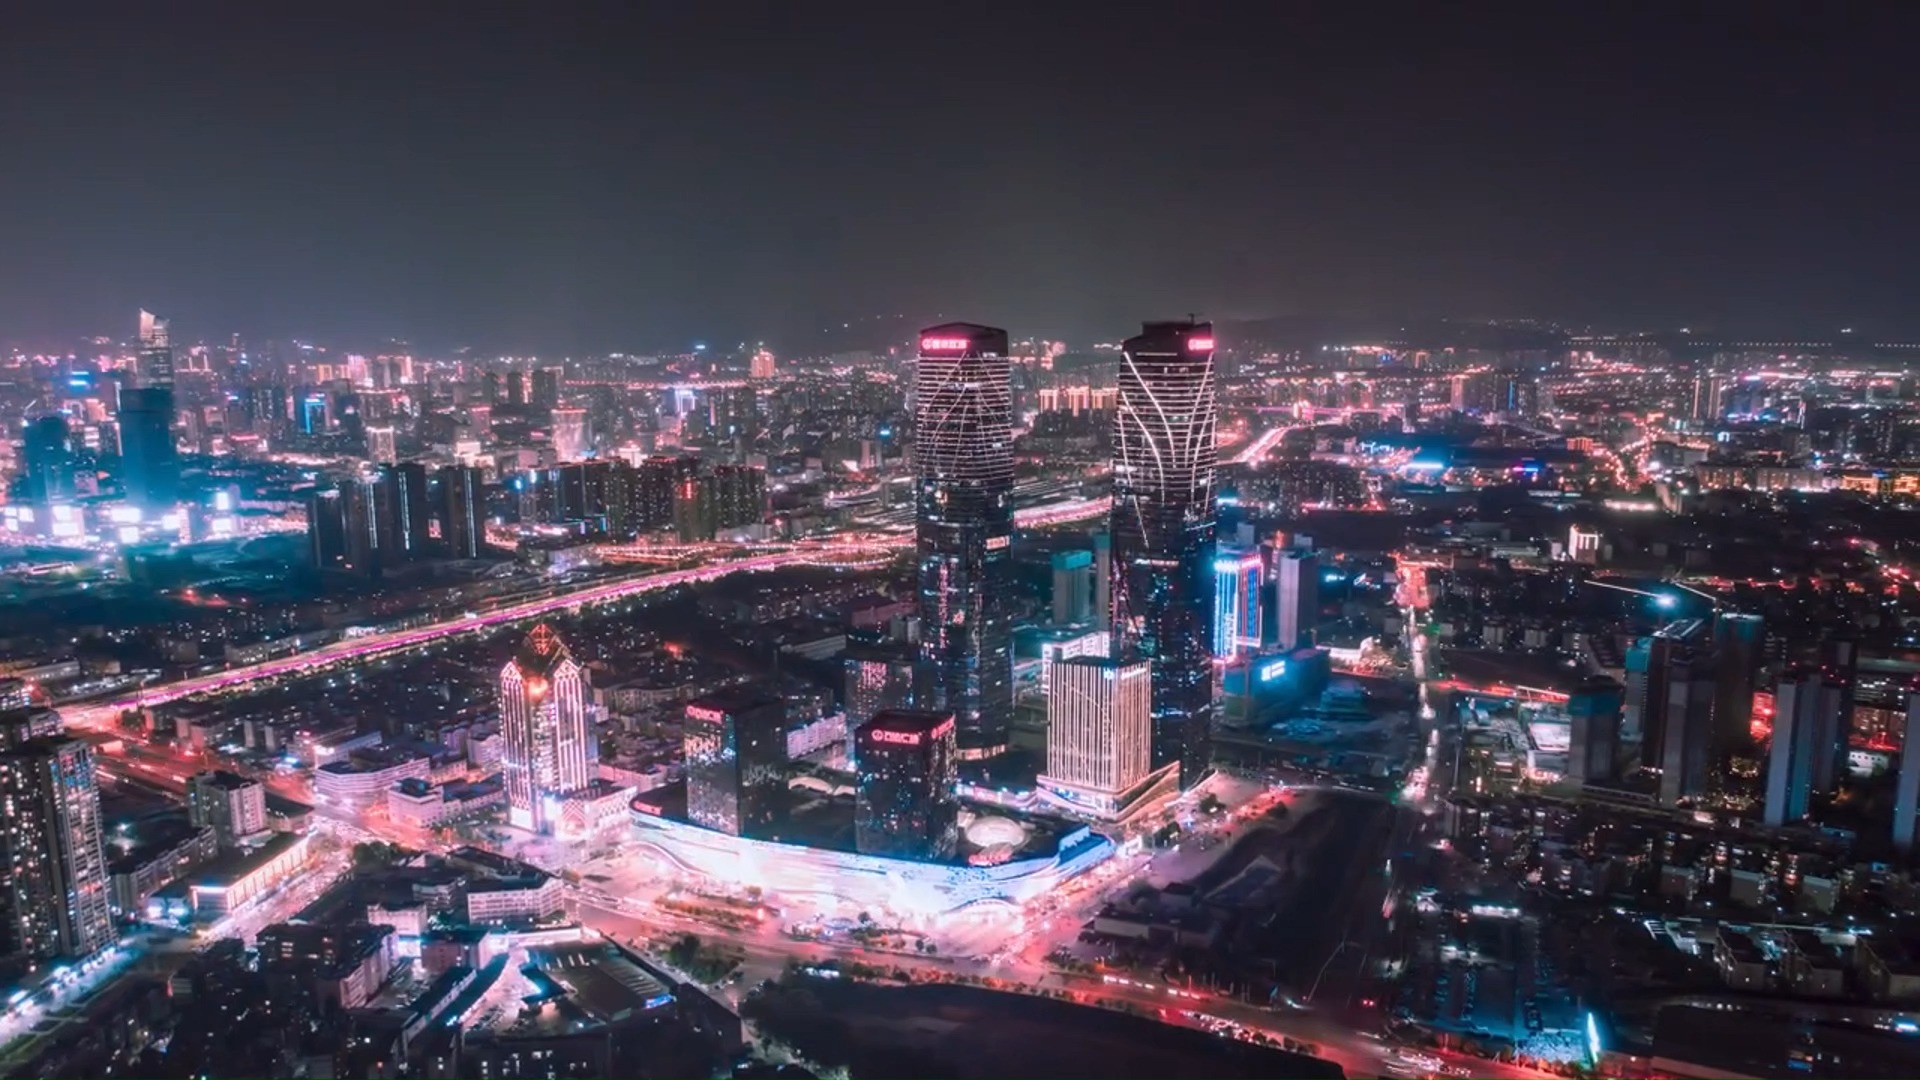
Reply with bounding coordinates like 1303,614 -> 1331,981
3,2 -> 1917,352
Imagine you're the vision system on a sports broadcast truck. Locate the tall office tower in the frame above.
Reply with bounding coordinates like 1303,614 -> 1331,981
364,424 -> 397,463
1765,673 -> 1843,826
1212,548 -> 1263,659
550,407 -> 589,462
1040,656 -> 1152,817
683,687 -> 787,838
1640,619 -> 1708,771
531,367 -> 563,410
1092,531 -> 1112,629
1894,696 -> 1920,853
1621,636 -> 1653,742
1567,679 -> 1624,784
0,737 -> 113,965
1110,321 -> 1218,788
1815,639 -> 1858,794
307,485 -> 347,570
1657,650 -> 1718,805
1711,612 -> 1765,774
1274,549 -> 1319,651
1051,550 -> 1095,625
914,323 -> 1015,758
853,710 -> 959,860
118,387 -> 179,510
342,475 -> 385,578
438,465 -> 486,559
137,309 -> 175,389
378,463 -> 433,562
187,770 -> 268,847
505,371 -> 528,407
497,625 -> 591,835
22,415 -> 74,505
750,348 -> 777,380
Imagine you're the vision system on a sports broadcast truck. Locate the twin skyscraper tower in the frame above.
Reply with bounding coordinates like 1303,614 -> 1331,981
914,321 -> 1219,788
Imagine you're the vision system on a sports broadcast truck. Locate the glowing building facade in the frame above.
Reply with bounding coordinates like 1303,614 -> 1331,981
684,688 -> 787,838
498,625 -> 591,834
854,710 -> 959,860
914,323 -> 1015,757
1212,548 -> 1263,659
629,806 -> 1113,920
1110,321 -> 1218,787
1039,657 -> 1161,819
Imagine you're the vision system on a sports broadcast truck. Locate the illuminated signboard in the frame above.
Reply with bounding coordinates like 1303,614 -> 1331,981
686,706 -> 725,723
920,336 -> 972,352
1257,658 -> 1288,683
1186,336 -> 1216,352
867,718 -> 954,746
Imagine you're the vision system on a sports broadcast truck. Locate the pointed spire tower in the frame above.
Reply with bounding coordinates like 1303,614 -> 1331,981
498,623 -> 589,834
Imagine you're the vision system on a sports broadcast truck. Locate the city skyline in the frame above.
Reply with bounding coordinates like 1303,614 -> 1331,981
9,6 -> 1920,1078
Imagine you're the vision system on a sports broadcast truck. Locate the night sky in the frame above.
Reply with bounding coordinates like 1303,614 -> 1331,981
2,2 -> 1917,351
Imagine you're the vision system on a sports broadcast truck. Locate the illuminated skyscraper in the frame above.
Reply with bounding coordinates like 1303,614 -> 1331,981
120,311 -> 181,510
1040,656 -> 1152,818
1212,548 -> 1262,658
137,309 -> 174,389
118,387 -> 178,510
914,323 -> 1014,757
684,687 -> 787,838
1765,671 -> 1845,826
21,415 -> 74,506
854,709 -> 959,860
438,464 -> 486,559
0,736 -> 113,965
498,624 -> 591,834
1110,320 -> 1218,787
378,462 -> 433,562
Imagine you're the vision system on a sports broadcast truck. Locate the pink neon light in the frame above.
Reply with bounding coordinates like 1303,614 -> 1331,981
869,728 -> 923,745
1187,336 -> 1216,352
920,337 -> 972,352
